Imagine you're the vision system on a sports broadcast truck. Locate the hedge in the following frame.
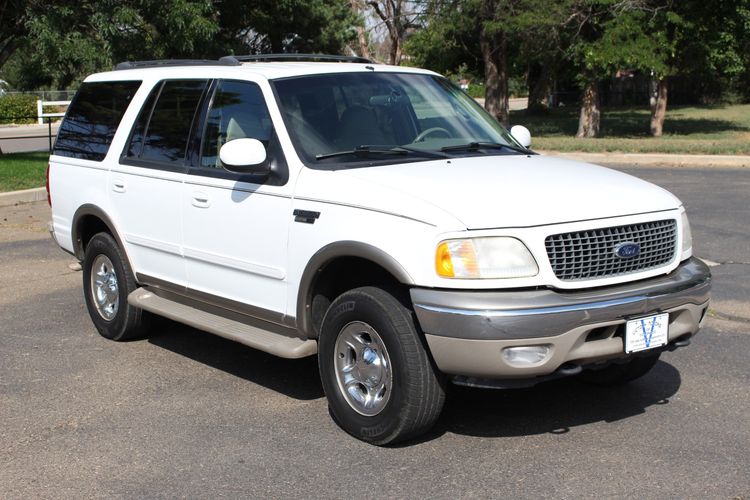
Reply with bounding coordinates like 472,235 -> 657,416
0,94 -> 38,124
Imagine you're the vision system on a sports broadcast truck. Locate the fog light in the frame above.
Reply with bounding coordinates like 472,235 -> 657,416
502,345 -> 550,366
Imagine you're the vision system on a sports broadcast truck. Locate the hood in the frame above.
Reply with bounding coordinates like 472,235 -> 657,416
333,154 -> 682,229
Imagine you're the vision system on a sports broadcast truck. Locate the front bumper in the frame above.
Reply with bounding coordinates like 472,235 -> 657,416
411,258 -> 711,380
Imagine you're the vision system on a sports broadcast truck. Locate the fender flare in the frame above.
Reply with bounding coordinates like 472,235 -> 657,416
71,204 -> 127,261
296,241 -> 414,338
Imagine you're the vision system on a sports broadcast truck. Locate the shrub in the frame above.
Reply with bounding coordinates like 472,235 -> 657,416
0,94 -> 38,124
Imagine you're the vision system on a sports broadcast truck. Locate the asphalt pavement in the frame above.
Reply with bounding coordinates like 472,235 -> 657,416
0,123 -> 59,153
0,166 -> 748,498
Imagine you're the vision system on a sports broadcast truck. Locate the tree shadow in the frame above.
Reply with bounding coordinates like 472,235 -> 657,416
413,360 -> 681,443
511,106 -> 748,138
147,318 -> 324,401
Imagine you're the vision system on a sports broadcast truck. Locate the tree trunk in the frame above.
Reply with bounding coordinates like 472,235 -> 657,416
368,1 -> 403,65
576,80 -> 600,138
0,36 -> 20,69
270,33 -> 284,53
356,25 -> 370,59
527,62 -> 553,114
389,38 -> 402,65
650,78 -> 668,137
480,27 -> 509,126
350,0 -> 371,59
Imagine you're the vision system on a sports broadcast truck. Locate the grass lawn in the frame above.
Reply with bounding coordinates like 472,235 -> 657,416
512,104 -> 750,155
0,152 -> 48,192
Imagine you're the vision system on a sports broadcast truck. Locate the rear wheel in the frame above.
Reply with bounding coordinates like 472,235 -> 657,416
318,286 -> 445,445
578,353 -> 661,386
82,232 -> 150,341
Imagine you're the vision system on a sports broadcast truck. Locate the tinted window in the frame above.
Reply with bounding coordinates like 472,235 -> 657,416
137,80 -> 207,163
125,84 -> 159,158
200,80 -> 273,169
54,81 -> 141,161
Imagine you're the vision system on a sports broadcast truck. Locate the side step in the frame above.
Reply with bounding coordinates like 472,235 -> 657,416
128,288 -> 317,359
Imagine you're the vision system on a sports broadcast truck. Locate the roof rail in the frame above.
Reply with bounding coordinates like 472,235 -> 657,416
115,58 -> 241,71
220,54 -> 375,64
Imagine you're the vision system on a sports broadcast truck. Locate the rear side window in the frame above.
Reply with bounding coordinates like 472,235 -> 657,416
54,81 -> 141,161
125,80 -> 208,164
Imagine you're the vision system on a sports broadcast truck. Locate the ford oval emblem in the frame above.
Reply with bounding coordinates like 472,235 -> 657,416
614,242 -> 640,259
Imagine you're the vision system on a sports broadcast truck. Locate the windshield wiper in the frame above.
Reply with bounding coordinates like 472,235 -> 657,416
392,145 -> 450,158
316,146 -> 408,161
440,142 -> 532,155
316,145 -> 447,161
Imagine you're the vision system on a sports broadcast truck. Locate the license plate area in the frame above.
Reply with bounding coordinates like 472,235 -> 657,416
625,313 -> 669,353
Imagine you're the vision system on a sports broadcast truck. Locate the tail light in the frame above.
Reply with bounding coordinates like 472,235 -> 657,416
46,162 -> 51,207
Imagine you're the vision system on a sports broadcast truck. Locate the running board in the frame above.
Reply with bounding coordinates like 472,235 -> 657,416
128,288 -> 317,359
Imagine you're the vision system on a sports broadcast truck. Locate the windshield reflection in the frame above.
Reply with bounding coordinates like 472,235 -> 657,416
272,72 -> 522,166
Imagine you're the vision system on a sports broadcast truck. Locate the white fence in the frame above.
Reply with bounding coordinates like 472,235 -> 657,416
37,99 -> 70,125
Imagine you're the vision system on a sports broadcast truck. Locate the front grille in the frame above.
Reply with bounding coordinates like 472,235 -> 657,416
545,219 -> 677,281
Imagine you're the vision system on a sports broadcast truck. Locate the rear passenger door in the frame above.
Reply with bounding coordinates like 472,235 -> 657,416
182,79 -> 292,318
111,79 -> 209,288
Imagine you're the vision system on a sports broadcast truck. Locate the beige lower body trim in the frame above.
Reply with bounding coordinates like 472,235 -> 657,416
425,301 -> 708,379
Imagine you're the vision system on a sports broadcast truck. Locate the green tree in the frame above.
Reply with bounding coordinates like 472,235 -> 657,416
3,0 -> 359,90
565,1 -> 674,137
4,0 -> 221,89
216,0 -> 357,55
409,0 -> 565,126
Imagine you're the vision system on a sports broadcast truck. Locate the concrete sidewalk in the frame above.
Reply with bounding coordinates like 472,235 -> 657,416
0,187 -> 47,207
539,151 -> 750,168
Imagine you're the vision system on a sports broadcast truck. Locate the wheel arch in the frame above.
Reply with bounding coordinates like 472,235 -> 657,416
297,241 -> 415,339
71,204 -> 128,263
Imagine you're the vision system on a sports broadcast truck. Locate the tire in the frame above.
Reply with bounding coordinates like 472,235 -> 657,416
578,353 -> 661,386
82,232 -> 150,341
318,286 -> 445,446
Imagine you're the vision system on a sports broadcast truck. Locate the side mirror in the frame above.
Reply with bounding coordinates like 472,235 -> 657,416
510,125 -> 532,148
219,138 -> 269,175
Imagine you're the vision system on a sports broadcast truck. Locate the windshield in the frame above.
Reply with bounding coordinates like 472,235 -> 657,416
271,72 -> 524,167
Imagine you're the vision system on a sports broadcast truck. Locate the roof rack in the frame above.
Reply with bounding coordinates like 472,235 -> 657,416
219,54 -> 374,64
115,59 -> 241,71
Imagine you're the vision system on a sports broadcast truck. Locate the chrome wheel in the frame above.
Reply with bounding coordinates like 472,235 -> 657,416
334,321 -> 393,416
90,254 -> 119,321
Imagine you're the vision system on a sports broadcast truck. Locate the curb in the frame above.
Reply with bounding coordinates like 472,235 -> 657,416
539,151 -> 750,168
0,187 -> 47,207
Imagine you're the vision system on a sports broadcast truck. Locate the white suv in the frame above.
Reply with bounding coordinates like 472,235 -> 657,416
48,54 -> 710,445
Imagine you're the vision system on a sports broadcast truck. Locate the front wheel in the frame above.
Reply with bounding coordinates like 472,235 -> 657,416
318,286 -> 445,445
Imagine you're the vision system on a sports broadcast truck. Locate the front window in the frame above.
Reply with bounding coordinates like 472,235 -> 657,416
272,72 -> 523,168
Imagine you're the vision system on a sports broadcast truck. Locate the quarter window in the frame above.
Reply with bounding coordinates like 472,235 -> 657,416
54,81 -> 141,161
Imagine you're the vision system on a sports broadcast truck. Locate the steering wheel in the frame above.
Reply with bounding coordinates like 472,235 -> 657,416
413,127 -> 451,142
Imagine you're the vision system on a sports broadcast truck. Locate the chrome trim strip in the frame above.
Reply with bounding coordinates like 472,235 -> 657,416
411,257 -> 711,340
415,295 -> 647,318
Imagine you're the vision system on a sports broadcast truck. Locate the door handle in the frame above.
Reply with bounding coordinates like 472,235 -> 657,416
191,192 -> 210,208
112,179 -> 126,193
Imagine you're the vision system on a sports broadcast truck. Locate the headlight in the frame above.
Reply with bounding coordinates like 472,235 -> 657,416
681,209 -> 693,259
435,237 -> 538,279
